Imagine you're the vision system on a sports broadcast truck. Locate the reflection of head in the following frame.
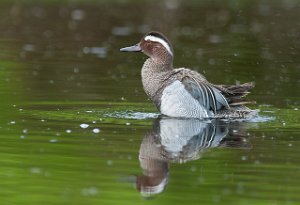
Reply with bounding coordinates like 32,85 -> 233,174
136,172 -> 168,197
137,132 -> 169,197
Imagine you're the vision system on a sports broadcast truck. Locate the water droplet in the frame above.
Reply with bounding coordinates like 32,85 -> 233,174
112,26 -> 131,36
23,44 -> 35,52
80,123 -> 89,129
49,139 -> 58,143
71,9 -> 85,21
190,166 -> 197,172
107,160 -> 113,166
241,156 -> 247,161
30,167 -> 42,174
93,128 -> 100,133
81,187 -> 99,196
208,34 -> 222,44
208,58 -> 216,65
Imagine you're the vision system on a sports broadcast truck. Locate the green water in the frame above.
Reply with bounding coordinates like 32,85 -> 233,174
0,0 -> 299,204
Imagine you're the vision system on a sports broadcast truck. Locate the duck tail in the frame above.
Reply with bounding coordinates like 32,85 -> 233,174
215,82 -> 256,106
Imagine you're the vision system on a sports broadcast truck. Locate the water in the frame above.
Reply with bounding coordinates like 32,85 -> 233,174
0,0 -> 299,204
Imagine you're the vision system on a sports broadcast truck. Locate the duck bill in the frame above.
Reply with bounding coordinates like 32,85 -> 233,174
120,44 -> 141,52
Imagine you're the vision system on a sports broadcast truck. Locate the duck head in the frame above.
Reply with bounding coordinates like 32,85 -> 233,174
120,31 -> 174,62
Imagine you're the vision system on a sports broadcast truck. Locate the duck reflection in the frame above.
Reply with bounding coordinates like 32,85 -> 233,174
136,117 -> 250,197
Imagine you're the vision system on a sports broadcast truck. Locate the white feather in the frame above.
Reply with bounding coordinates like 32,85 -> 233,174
160,81 -> 211,118
144,35 -> 173,56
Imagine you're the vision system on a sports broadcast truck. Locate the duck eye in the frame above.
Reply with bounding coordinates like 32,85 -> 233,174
153,45 -> 160,49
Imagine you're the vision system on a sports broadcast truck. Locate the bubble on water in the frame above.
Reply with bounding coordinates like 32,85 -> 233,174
107,160 -> 113,166
49,139 -> 58,143
23,44 -> 36,52
208,34 -> 222,44
112,26 -> 132,36
254,160 -> 261,165
83,47 -> 107,58
208,58 -> 216,65
30,167 -> 42,174
93,128 -> 100,133
71,9 -> 85,21
190,166 -> 197,172
241,156 -> 247,161
138,24 -> 150,33
164,0 -> 179,10
10,121 -> 16,124
23,129 -> 28,134
81,187 -> 99,196
80,123 -> 89,129
66,129 -> 72,133
125,122 -> 131,126
82,47 -> 90,54
20,135 -> 25,139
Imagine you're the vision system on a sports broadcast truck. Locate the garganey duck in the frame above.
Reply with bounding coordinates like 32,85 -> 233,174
120,31 -> 257,119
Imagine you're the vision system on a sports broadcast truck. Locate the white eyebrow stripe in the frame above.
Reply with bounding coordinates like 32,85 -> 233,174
144,35 -> 173,56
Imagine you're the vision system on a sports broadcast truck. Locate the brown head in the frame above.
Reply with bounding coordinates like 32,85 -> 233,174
120,31 -> 174,63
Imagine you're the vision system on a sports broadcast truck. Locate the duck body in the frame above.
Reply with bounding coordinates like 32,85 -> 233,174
142,58 -> 211,118
120,31 -> 257,119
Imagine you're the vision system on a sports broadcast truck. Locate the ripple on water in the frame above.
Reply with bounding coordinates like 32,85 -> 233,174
246,115 -> 275,123
103,111 -> 159,120
101,111 -> 274,122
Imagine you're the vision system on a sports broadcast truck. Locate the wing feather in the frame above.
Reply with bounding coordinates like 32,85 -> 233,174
181,75 -> 229,113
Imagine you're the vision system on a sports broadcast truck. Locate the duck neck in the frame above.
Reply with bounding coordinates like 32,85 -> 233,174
144,56 -> 173,72
141,57 -> 174,108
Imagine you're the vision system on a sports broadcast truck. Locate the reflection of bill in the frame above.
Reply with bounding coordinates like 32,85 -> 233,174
136,117 -> 251,197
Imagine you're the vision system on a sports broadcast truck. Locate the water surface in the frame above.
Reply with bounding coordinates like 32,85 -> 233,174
0,0 -> 299,204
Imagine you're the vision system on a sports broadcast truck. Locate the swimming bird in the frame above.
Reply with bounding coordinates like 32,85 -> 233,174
120,31 -> 257,119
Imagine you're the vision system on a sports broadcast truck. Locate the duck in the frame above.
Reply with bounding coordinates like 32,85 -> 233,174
120,31 -> 258,119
